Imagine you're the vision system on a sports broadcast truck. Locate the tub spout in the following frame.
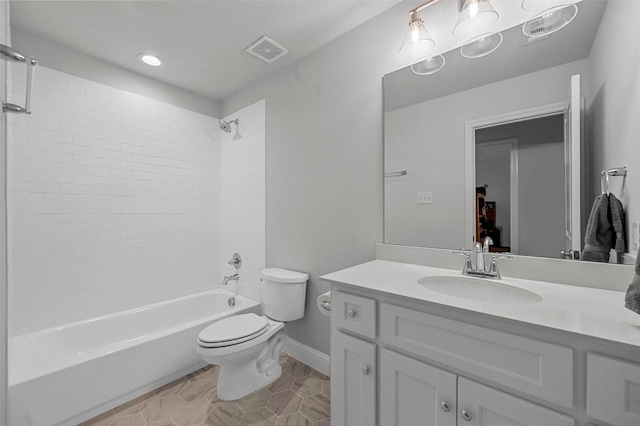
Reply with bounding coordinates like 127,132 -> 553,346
221,273 -> 239,286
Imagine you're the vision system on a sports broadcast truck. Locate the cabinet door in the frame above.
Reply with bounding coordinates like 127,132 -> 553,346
457,378 -> 574,426
331,332 -> 376,426
381,349 -> 456,426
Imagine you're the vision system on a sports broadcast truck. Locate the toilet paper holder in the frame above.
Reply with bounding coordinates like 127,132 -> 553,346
320,300 -> 331,312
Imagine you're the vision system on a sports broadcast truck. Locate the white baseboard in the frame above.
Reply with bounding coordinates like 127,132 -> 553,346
284,337 -> 330,377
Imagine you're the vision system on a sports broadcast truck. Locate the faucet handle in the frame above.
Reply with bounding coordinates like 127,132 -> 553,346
488,254 -> 513,279
227,253 -> 242,269
452,250 -> 472,275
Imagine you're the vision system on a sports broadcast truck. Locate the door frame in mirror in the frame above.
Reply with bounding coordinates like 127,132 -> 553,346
475,138 -> 519,252
464,101 -> 567,251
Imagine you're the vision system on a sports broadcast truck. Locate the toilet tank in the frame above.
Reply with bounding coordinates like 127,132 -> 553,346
262,268 -> 309,321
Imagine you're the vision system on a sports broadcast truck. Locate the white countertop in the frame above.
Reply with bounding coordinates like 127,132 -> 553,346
321,259 -> 640,348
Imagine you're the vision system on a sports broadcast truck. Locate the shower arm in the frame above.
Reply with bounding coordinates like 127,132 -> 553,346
1,43 -> 38,114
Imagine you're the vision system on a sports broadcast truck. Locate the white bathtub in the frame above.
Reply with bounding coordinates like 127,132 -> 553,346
8,289 -> 261,426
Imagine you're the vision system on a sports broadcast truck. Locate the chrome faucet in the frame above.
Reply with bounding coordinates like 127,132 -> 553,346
454,237 -> 511,279
221,273 -> 239,286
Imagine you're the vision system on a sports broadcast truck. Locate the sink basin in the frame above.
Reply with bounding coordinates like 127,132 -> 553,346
417,275 -> 543,304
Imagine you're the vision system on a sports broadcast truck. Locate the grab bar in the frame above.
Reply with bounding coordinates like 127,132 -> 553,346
1,43 -> 38,114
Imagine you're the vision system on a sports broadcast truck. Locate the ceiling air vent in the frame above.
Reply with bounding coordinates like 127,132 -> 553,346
246,36 -> 289,64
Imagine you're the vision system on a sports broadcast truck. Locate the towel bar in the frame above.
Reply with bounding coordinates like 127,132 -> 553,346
1,43 -> 38,114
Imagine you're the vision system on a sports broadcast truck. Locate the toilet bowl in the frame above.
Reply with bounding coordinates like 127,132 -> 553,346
197,267 -> 308,400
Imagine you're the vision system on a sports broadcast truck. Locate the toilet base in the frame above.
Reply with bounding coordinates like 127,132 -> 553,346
207,329 -> 288,401
217,360 -> 283,401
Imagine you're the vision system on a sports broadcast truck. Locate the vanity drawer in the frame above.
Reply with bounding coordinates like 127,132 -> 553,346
380,303 -> 574,408
332,291 -> 376,339
587,353 -> 640,426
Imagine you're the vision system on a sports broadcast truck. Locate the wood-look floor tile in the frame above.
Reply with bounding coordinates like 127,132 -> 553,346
292,376 -> 323,397
78,409 -> 115,426
204,401 -> 244,426
267,390 -> 302,416
299,394 -> 330,422
274,413 -> 313,426
146,419 -> 176,426
187,365 -> 219,382
239,407 -> 277,425
154,378 -> 190,398
172,399 -> 215,426
285,361 -> 312,378
178,379 -> 216,402
109,413 -> 147,426
236,388 -> 272,411
267,373 -> 294,393
86,355 -> 329,426
310,370 -> 329,381
142,394 -> 183,423
114,392 -> 156,417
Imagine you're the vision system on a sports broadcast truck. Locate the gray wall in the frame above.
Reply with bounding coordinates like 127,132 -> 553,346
588,0 -> 640,256
221,6 -> 412,354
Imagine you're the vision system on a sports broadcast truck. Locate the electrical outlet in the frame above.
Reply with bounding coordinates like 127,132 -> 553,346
633,222 -> 639,251
417,192 -> 433,204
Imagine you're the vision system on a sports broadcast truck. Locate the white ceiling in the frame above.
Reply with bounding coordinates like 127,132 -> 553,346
9,0 -> 402,103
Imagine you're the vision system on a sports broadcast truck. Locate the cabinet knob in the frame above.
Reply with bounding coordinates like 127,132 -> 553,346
461,410 -> 472,421
440,401 -> 451,412
362,366 -> 370,375
347,309 -> 357,318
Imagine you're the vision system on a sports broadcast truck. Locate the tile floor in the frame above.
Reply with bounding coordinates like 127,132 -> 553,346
80,354 -> 330,426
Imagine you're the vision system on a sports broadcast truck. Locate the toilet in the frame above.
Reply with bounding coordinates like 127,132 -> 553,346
197,268 -> 308,400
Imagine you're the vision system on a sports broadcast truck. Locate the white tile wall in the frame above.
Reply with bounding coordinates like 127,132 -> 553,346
219,100 -> 266,303
8,67 -> 224,336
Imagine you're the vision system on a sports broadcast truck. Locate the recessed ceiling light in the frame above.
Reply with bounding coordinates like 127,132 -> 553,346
137,53 -> 163,67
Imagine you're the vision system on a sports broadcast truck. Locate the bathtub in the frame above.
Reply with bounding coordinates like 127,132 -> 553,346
8,289 -> 261,426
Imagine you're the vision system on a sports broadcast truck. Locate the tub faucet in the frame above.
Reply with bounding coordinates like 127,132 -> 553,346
221,273 -> 239,286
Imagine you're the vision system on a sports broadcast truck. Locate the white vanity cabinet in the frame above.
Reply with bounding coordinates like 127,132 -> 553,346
331,291 -> 378,426
330,289 -> 576,426
586,353 -> 640,425
381,348 -> 574,426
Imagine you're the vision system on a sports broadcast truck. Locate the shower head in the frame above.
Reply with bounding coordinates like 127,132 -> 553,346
219,118 -> 239,134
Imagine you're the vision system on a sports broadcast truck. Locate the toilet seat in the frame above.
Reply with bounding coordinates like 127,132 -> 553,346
198,313 -> 270,348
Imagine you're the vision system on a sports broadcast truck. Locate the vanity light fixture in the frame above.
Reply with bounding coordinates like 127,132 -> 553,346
460,32 -> 503,58
398,0 -> 439,59
411,55 -> 446,75
137,53 -> 164,67
522,3 -> 578,38
453,0 -> 499,39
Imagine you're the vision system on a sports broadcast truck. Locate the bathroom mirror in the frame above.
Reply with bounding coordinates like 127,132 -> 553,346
384,0 -> 636,261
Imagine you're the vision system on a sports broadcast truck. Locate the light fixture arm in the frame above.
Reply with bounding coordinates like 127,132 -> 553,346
410,0 -> 440,15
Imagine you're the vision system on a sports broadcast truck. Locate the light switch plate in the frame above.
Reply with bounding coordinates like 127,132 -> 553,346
417,192 -> 433,204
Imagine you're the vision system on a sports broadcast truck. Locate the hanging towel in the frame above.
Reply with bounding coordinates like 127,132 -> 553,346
624,247 -> 640,314
608,193 -> 626,263
582,194 -> 612,262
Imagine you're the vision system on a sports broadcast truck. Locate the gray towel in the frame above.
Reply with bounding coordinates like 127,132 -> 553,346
582,194 -> 626,263
609,193 -> 626,260
624,248 -> 640,314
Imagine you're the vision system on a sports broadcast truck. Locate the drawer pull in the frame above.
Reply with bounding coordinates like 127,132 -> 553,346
461,410 -> 472,421
440,401 -> 451,412
362,366 -> 370,375
347,309 -> 357,318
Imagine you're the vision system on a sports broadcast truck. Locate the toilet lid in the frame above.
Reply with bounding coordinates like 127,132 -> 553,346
198,313 -> 270,346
